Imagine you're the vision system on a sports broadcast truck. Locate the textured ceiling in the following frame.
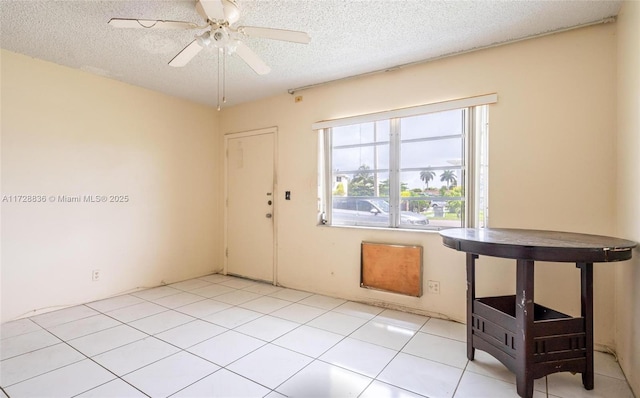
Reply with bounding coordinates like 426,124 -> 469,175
0,0 -> 622,107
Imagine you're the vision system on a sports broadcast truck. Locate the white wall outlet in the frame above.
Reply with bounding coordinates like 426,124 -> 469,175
92,269 -> 100,282
427,280 -> 440,294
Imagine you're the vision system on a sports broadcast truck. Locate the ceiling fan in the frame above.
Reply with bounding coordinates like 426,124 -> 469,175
109,0 -> 311,109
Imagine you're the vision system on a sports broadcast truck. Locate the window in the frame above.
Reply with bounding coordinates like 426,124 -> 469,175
316,95 -> 494,230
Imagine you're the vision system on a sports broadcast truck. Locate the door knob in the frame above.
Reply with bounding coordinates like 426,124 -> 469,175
266,213 -> 272,218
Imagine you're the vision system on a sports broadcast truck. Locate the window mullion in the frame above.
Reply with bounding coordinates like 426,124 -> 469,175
389,118 -> 401,227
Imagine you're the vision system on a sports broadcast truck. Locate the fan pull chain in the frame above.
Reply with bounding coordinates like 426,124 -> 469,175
222,48 -> 226,104
217,47 -> 223,111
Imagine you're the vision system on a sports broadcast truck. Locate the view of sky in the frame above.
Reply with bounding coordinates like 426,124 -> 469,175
332,109 -> 464,192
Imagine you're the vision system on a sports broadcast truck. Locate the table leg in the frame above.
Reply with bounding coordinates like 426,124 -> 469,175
515,259 -> 535,398
578,262 -> 594,390
466,253 -> 477,361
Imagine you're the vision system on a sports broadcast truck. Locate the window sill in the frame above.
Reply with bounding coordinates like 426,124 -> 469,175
316,223 -> 453,234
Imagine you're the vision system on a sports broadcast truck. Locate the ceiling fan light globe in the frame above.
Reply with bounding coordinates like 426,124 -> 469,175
210,28 -> 232,48
196,31 -> 212,47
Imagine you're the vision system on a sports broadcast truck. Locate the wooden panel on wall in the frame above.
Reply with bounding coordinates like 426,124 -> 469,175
361,241 -> 423,297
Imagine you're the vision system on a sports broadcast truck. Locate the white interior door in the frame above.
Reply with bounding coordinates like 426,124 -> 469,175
225,129 -> 275,282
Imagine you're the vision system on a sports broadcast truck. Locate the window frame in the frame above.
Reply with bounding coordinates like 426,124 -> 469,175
316,94 -> 495,231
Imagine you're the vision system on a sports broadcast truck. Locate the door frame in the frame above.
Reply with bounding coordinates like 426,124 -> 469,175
223,127 -> 278,285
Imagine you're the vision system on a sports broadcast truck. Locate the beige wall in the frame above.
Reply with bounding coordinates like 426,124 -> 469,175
220,23 -> 619,346
1,50 -> 220,322
615,1 -> 640,394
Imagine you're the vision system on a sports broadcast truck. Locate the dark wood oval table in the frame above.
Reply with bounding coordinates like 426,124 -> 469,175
439,228 -> 636,398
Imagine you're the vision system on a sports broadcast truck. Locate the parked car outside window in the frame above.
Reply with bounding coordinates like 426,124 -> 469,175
332,197 -> 428,227
430,200 -> 448,208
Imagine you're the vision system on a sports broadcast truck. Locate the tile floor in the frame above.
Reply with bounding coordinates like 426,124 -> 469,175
0,274 -> 635,398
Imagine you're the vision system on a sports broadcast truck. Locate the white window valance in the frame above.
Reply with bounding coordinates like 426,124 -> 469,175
312,93 -> 497,130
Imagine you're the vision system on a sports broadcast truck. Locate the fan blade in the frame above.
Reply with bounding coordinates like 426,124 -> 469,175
196,0 -> 225,21
108,18 -> 198,30
234,41 -> 271,75
239,26 -> 310,44
169,40 -> 203,67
